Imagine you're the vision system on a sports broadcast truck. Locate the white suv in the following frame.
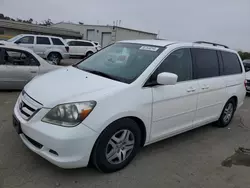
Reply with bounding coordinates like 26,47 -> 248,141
13,40 -> 246,173
65,39 -> 101,58
2,34 -> 69,64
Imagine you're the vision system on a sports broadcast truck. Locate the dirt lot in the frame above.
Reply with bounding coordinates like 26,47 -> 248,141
1,92 -> 250,188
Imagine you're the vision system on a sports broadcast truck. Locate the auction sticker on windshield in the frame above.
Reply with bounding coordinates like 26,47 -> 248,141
139,46 -> 159,51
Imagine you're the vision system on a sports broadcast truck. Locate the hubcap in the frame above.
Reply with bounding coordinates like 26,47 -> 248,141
223,103 -> 234,123
49,54 -> 59,64
105,129 -> 135,165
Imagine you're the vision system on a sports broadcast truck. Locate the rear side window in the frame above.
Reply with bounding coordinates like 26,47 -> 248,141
51,38 -> 64,45
221,51 -> 242,75
2,49 -> 39,66
67,41 -> 75,46
76,41 -> 94,46
36,37 -> 51,45
192,48 -> 219,79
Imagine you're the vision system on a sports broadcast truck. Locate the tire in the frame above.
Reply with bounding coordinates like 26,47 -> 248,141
47,52 -> 62,65
86,51 -> 93,57
216,98 -> 236,127
92,118 -> 141,173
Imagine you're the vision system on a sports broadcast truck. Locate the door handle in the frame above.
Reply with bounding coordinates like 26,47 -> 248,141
187,87 -> 196,92
30,71 -> 37,73
201,85 -> 209,90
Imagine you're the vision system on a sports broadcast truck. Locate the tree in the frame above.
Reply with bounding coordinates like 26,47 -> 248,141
238,51 -> 250,60
40,19 -> 53,26
0,13 -> 4,19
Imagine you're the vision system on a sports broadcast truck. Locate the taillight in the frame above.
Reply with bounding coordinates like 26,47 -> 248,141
65,46 -> 69,52
244,79 -> 247,88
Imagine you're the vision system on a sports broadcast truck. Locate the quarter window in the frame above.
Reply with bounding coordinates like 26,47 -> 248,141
153,48 -> 193,82
221,51 -> 242,75
36,37 -> 51,45
16,36 -> 34,44
192,48 -> 219,79
51,38 -> 64,45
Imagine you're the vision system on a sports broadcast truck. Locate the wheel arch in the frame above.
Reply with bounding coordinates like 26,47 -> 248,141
88,116 -> 147,166
46,50 -> 63,59
229,95 -> 238,109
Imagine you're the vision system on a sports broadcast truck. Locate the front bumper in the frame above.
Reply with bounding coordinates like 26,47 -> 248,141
14,96 -> 99,169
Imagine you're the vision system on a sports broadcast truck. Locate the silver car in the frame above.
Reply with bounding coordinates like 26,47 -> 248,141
0,44 -> 60,90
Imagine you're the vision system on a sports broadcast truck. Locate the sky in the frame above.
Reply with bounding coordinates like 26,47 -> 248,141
0,0 -> 249,51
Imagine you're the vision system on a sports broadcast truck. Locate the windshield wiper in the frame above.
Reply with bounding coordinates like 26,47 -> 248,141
80,68 -> 120,81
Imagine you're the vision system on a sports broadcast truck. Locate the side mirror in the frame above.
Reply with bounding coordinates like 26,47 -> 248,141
157,72 -> 178,85
15,41 -> 21,44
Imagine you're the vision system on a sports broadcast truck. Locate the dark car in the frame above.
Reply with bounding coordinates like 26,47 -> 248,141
243,59 -> 250,72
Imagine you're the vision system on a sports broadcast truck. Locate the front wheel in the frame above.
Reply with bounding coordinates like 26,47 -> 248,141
216,99 -> 236,127
92,118 -> 141,173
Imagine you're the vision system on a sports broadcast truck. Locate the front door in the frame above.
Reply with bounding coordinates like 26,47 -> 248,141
0,48 -> 39,89
150,48 -> 199,141
15,35 -> 35,50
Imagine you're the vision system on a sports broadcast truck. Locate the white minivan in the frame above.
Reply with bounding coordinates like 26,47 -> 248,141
13,40 -> 246,173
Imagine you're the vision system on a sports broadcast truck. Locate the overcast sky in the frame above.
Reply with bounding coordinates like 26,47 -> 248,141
0,0 -> 249,51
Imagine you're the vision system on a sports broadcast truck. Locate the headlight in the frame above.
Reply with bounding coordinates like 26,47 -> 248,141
42,101 -> 96,127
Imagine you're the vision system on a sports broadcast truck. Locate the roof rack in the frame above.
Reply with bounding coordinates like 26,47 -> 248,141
194,41 -> 229,49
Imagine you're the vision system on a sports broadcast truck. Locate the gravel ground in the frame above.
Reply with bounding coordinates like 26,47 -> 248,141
1,92 -> 250,188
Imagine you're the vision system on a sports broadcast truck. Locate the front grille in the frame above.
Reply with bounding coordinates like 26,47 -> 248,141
18,91 -> 43,120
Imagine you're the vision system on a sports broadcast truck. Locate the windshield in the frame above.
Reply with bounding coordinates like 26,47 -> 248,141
76,43 -> 164,83
7,35 -> 23,42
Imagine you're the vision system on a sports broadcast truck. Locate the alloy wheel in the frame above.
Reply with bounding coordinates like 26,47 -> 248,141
105,129 -> 135,165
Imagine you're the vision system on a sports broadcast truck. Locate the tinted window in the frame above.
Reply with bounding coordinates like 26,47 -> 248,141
193,48 -> 219,79
16,36 -> 34,44
67,41 -> 75,46
51,38 -> 64,45
153,48 -> 193,82
76,41 -> 94,46
36,37 -> 51,45
3,49 -> 39,66
221,51 -> 242,75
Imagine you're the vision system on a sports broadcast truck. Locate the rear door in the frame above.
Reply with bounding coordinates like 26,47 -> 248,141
0,48 -> 39,89
192,48 -> 227,127
33,36 -> 51,57
78,41 -> 95,55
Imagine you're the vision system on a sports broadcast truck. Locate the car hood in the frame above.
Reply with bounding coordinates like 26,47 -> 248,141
246,71 -> 250,80
24,66 -> 125,107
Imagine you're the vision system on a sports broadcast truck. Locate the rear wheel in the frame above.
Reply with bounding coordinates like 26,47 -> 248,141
86,51 -> 93,57
92,118 -> 141,173
47,52 -> 62,65
216,98 -> 236,127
